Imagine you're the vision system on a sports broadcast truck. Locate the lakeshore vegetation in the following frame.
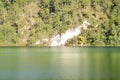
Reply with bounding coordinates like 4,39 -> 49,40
0,0 -> 120,46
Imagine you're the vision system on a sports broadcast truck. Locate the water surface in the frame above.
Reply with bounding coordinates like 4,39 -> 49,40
0,47 -> 120,80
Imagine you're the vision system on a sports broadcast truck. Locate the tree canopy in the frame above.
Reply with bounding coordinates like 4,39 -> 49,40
0,0 -> 120,46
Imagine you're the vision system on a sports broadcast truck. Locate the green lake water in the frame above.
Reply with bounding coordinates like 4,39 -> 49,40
0,47 -> 120,80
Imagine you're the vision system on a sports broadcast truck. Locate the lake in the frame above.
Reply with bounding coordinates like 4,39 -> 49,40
0,47 -> 120,80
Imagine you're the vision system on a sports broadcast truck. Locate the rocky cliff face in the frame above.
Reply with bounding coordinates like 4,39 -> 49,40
49,20 -> 89,46
34,20 -> 89,46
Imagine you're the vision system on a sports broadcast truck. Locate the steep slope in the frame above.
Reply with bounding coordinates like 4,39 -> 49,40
0,0 -> 120,46
49,20 -> 89,46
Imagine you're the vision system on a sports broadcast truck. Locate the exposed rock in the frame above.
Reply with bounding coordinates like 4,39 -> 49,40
49,20 -> 90,46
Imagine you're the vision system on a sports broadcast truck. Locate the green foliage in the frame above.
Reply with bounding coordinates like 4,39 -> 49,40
93,41 -> 105,46
0,0 -> 120,46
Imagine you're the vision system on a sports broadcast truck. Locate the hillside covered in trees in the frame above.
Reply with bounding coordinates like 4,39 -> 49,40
0,0 -> 120,46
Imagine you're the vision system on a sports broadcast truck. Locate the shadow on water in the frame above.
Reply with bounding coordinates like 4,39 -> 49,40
0,47 -> 120,80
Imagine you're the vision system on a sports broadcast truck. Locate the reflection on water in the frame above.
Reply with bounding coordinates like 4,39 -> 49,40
60,53 -> 80,80
54,48 -> 80,80
0,47 -> 120,80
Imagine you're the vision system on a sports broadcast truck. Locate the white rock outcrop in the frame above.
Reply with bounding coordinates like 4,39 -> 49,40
49,20 -> 89,46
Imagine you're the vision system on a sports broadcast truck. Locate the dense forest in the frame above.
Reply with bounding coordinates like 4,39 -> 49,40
0,0 -> 120,46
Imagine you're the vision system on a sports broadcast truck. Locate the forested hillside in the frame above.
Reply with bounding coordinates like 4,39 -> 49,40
0,0 -> 120,46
